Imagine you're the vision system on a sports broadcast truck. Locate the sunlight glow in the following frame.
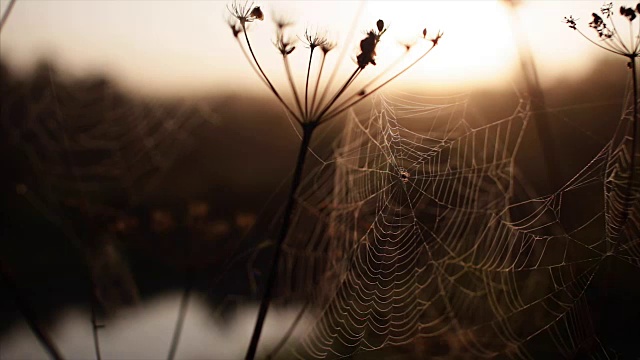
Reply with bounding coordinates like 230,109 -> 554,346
0,0 -> 627,96
364,1 -> 517,88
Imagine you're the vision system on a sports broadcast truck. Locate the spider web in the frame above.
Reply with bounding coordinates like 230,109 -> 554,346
2,66 -> 210,309
264,85 -> 639,359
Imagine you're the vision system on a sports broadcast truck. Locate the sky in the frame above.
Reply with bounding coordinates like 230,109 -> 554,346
0,1 -> 636,96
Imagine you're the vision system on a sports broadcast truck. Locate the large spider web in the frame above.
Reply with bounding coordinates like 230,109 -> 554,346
264,85 -> 639,358
3,60 -> 639,359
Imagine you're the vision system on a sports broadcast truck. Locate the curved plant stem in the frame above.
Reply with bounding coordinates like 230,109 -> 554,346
0,258 -> 65,360
507,0 -> 561,193
235,37 -> 271,90
266,301 -> 309,360
90,284 -> 103,360
327,51 -> 409,118
616,55 -> 639,250
310,54 -> 327,119
305,49 -> 315,119
576,29 -> 625,56
320,44 -> 437,124
0,0 -> 17,32
313,1 -> 365,116
283,56 -> 304,118
245,124 -> 316,360
241,25 -> 301,123
314,67 -> 361,123
167,271 -> 193,360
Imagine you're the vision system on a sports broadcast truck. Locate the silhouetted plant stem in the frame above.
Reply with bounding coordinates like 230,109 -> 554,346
314,68 -> 361,121
320,43 -> 438,123
506,0 -> 561,193
0,258 -> 65,360
266,300 -> 309,360
618,55 -> 638,246
309,54 -> 327,118
89,284 -> 103,360
241,25 -> 301,123
0,0 -> 17,32
246,123 -> 315,360
167,271 -> 194,360
305,49 -> 316,118
283,56 -> 304,117
235,37 -> 271,90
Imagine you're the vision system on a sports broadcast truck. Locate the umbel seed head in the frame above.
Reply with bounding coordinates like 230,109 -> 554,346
620,6 -> 637,21
250,6 -> 264,21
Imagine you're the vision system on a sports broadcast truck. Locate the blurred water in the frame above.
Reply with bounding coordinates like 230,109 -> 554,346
0,293 -> 310,360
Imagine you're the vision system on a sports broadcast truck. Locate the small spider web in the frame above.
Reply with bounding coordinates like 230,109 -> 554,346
2,66 -> 213,309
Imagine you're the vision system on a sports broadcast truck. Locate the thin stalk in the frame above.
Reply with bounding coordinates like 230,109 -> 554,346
241,25 -> 301,123
616,55 -> 639,249
305,48 -> 316,119
631,21 -> 635,56
576,29 -> 625,56
283,55 -> 304,118
245,124 -> 316,360
610,14 -> 632,54
235,37 -> 271,90
266,301 -> 309,360
309,53 -> 327,118
90,285 -> 103,360
326,51 -> 410,118
0,258 -> 65,360
320,44 -> 437,124
507,1 -> 562,193
314,67 -> 361,122
0,0 -> 17,32
313,1 -> 366,116
635,17 -> 640,52
167,271 -> 194,360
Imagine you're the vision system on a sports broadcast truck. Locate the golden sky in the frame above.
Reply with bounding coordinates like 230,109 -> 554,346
0,1 -> 634,96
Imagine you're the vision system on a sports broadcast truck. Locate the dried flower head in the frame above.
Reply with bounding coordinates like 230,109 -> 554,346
320,40 -> 336,54
228,1 -> 263,25
227,17 -> 242,38
431,30 -> 444,46
272,12 -> 294,29
399,39 -> 416,52
589,13 -> 613,38
356,20 -> 387,69
274,32 -> 296,55
227,4 -> 440,127
620,5 -> 637,21
601,2 -> 614,17
564,3 -> 640,57
357,31 -> 379,68
302,29 -> 328,49
250,6 -> 264,21
563,16 -> 577,30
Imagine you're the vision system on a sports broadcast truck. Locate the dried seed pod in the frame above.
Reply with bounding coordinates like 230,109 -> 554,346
250,6 -> 264,21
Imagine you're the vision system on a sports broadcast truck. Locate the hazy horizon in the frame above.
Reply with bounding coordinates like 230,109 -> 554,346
1,1 -> 633,97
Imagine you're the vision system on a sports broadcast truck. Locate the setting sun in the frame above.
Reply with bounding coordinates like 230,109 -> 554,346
363,1 -> 517,88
